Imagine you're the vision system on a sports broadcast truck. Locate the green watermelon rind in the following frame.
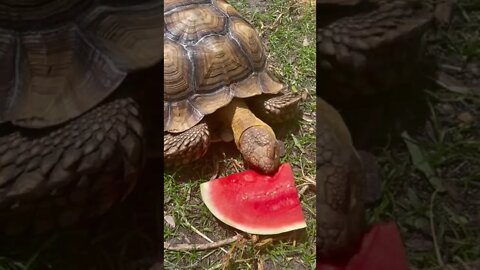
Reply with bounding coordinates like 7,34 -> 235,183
199,164 -> 307,235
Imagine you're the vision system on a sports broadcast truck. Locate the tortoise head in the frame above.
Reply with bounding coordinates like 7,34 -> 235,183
238,126 -> 282,175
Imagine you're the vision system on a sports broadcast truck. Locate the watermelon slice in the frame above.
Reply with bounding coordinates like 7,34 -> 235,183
200,163 -> 307,235
317,221 -> 409,270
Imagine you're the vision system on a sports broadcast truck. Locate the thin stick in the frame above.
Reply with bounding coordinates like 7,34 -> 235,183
303,175 -> 316,187
181,215 -> 229,253
298,185 -> 309,197
164,235 -> 242,251
201,249 -> 219,261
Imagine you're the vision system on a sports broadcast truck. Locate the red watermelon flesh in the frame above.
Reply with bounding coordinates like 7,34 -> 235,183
200,163 -> 307,235
317,221 -> 409,270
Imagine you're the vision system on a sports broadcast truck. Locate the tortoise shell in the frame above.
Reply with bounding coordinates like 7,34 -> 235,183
164,0 -> 285,133
0,0 -> 163,128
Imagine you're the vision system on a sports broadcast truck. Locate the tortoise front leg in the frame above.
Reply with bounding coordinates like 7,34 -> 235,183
164,122 -> 211,167
247,91 -> 302,124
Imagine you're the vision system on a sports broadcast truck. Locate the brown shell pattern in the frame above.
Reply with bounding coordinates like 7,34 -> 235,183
0,0 -> 163,128
164,0 -> 285,133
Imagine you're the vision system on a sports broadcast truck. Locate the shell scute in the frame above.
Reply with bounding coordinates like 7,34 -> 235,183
230,17 -> 266,71
164,40 -> 191,101
165,5 -> 226,44
164,0 -> 285,133
193,35 -> 252,93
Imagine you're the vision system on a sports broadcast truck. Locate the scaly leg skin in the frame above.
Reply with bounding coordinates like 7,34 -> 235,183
357,150 -> 382,206
316,97 -> 367,259
217,98 -> 281,175
0,96 -> 144,235
247,92 -> 302,124
164,122 -> 211,167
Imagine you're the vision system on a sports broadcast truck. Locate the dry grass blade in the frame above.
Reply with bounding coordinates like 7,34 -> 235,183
429,191 -> 444,267
434,71 -> 473,94
182,216 -> 229,253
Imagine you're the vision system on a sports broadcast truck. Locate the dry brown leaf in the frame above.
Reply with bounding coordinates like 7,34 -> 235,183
457,112 -> 475,124
255,238 -> 273,248
164,215 -> 176,228
435,71 -> 473,94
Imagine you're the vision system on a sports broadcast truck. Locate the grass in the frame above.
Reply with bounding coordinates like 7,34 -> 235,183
163,0 -> 317,269
366,1 -> 480,268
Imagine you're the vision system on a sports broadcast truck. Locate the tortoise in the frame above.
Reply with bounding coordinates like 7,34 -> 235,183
0,0 -> 163,235
316,96 -> 381,259
163,0 -> 301,174
317,0 -> 453,104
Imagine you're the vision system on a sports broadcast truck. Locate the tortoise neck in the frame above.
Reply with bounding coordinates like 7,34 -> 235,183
217,98 -> 273,147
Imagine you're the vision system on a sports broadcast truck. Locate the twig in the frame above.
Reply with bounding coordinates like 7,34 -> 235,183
230,159 -> 242,173
181,215 -> 229,253
201,249 -> 218,261
303,175 -> 316,187
164,235 -> 242,251
260,13 -> 284,34
298,184 -> 309,197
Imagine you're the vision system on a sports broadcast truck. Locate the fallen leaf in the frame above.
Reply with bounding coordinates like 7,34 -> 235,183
302,36 -> 310,47
164,215 -> 176,228
402,131 -> 434,177
257,258 -> 265,270
457,111 -> 474,124
434,71 -> 473,94
402,131 -> 446,192
255,238 -> 273,248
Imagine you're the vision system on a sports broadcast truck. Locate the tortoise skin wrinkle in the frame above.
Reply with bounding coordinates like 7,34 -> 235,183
0,0 -> 163,128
